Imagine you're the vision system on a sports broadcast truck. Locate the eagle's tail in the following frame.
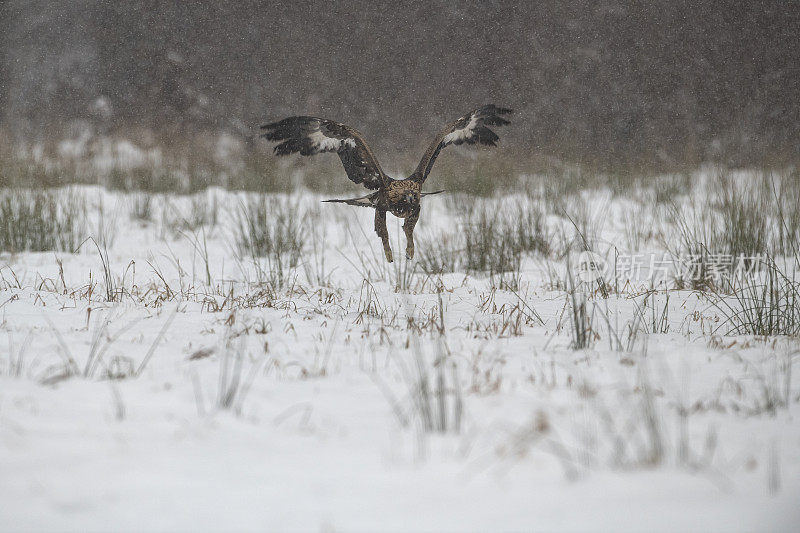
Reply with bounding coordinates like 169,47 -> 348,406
321,193 -> 377,207
321,190 -> 445,207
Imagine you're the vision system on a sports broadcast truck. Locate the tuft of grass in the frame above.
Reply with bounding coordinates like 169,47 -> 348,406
390,222 -> 422,292
191,325 -> 268,417
455,199 -> 524,280
668,172 -> 787,292
714,174 -> 768,266
301,205 -> 334,286
379,337 -> 463,439
93,197 -> 118,249
417,232 -> 460,275
234,195 -> 305,288
653,173 -> 692,206
183,193 -> 219,232
0,188 -> 86,253
769,170 -> 800,257
38,306 -> 177,384
130,192 -> 154,222
710,256 -> 800,336
566,279 -> 595,350
409,344 -> 462,435
0,155 -> 70,189
159,193 -> 220,237
554,194 -> 606,258
417,195 -> 550,282
667,197 -> 723,291
92,238 -> 122,302
105,167 -> 190,193
500,351 -> 702,478
2,332 -> 34,378
513,198 -> 551,257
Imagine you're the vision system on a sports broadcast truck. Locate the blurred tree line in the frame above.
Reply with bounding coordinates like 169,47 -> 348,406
1,0 -> 798,169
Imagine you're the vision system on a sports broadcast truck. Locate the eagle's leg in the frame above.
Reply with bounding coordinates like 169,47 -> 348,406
403,211 -> 419,260
374,208 -> 393,263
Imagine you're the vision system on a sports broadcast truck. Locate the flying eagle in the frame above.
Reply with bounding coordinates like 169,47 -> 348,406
261,104 -> 512,262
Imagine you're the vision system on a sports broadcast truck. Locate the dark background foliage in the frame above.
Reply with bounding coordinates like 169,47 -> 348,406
1,0 -> 798,169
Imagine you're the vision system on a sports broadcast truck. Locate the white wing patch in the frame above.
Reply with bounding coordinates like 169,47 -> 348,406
309,130 -> 356,152
442,114 -> 478,145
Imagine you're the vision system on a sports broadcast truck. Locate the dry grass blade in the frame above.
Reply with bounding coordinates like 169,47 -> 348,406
135,305 -> 180,377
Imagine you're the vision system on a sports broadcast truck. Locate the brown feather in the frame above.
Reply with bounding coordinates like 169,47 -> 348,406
410,105 -> 512,184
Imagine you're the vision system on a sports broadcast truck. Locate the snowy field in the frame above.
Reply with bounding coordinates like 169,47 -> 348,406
1,174 -> 799,532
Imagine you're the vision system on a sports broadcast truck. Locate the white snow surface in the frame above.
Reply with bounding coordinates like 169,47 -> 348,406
0,184 -> 798,532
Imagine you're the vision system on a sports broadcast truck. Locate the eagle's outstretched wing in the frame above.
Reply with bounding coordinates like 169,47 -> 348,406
410,105 -> 512,184
261,117 -> 388,190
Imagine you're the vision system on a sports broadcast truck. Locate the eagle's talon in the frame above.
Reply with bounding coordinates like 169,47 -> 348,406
405,249 -> 414,260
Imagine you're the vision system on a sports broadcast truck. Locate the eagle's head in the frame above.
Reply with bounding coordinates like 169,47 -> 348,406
403,191 -> 419,207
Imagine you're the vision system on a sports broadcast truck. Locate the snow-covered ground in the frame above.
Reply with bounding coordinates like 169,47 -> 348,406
1,183 -> 798,532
